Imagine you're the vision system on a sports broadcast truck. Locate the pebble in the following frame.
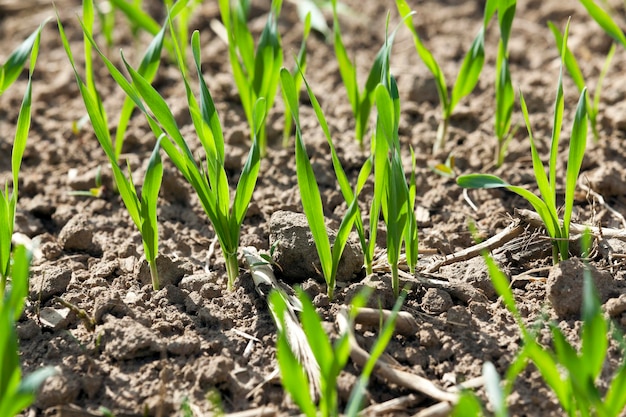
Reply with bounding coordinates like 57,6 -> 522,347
58,214 -> 102,256
269,210 -> 363,283
135,255 -> 192,288
421,287 -> 453,315
35,368 -> 79,409
546,258 -> 621,318
29,264 -> 72,302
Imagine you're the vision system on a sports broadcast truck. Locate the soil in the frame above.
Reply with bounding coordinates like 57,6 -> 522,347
2,0 -> 626,416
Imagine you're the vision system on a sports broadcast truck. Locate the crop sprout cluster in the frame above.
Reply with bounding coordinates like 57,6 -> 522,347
2,0 -> 626,415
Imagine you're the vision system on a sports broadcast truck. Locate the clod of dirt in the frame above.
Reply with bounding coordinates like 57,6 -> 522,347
58,214 -> 103,256
546,258 -> 621,318
67,167 -> 109,192
269,210 -> 363,283
166,335 -> 202,356
39,307 -> 72,331
100,316 -> 164,360
421,287 -> 454,315
605,294 -> 626,317
584,161 -> 626,197
34,367 -> 80,409
29,263 -> 72,302
440,256 -> 496,300
135,255 -> 193,288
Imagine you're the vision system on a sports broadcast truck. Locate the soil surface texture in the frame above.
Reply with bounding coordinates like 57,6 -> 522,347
2,0 -> 626,416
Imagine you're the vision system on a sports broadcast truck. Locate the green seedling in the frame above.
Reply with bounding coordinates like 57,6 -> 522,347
578,0 -> 626,50
0,246 -> 57,416
489,0 -> 517,167
59,10 -> 169,291
84,20 -> 266,290
294,0 -> 330,39
0,21 -> 43,285
281,12 -> 312,147
457,21 -> 588,264
480,234 -> 626,417
331,0 -> 402,148
281,68 -> 360,299
108,0 -> 196,62
0,22 -> 45,96
80,0 -> 171,163
396,0 -> 486,153
218,0 -> 283,157
549,21 -> 615,142
374,80 -> 418,298
271,287 -> 406,417
370,25 -> 418,296
67,165 -> 104,198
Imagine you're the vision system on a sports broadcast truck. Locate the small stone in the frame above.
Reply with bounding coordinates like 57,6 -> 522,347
446,305 -> 471,325
605,294 -> 626,317
418,324 -> 440,349
39,307 -> 72,331
421,288 -> 453,315
546,258 -> 620,318
34,368 -> 79,409
58,214 -> 102,256
269,210 -> 363,283
29,264 -> 72,302
584,161 -> 626,197
94,292 -> 133,323
135,255 -> 191,288
179,273 -> 211,292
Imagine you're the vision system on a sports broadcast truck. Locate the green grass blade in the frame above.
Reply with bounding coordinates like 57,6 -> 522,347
298,289 -> 334,382
525,340 -> 573,411
116,23 -> 167,161
563,88 -> 588,240
282,69 -> 333,288
0,23 -> 43,95
395,0 -> 448,110
140,137 -> 164,264
579,0 -> 626,49
109,0 -> 161,35
549,22 -> 585,91
483,251 -> 522,327
580,268 -> 607,382
10,61 -> 35,197
346,290 -> 407,416
405,147 -> 418,272
605,361 -> 626,414
457,174 -> 559,239
269,291 -> 316,417
549,20 -> 568,197
519,90 -> 558,219
283,12 -> 312,146
331,0 -> 359,117
496,0 -> 516,49
449,28 -> 485,115
231,98 -> 264,229
120,53 -> 189,157
483,0 -> 498,27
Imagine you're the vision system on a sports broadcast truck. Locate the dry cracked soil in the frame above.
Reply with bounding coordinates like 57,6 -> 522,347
3,0 -> 626,415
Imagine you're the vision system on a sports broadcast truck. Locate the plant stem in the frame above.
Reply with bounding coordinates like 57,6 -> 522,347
225,252 -> 240,291
148,258 -> 160,291
391,264 -> 399,298
495,138 -> 503,168
433,117 -> 449,153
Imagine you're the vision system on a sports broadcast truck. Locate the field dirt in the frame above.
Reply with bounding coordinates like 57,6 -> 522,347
2,0 -> 626,415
